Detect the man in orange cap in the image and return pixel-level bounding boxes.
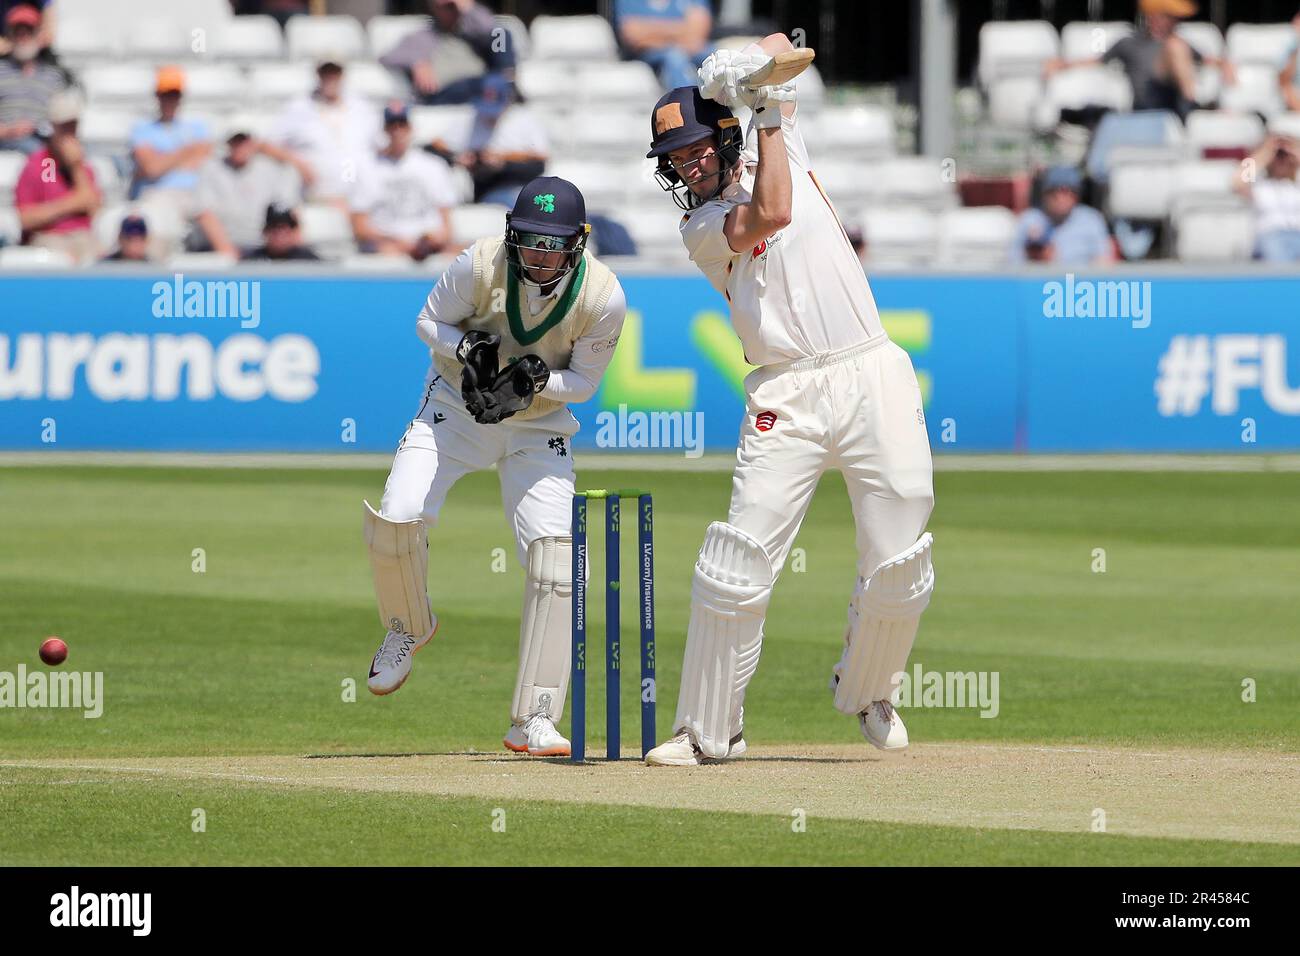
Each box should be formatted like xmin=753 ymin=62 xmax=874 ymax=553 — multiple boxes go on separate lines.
xmin=128 ymin=65 xmax=212 ymax=215
xmin=1046 ymin=0 xmax=1234 ymax=121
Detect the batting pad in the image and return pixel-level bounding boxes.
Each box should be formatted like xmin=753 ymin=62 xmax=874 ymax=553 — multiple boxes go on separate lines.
xmin=512 ymin=535 xmax=573 ymax=723
xmin=363 ymin=501 xmax=435 ymax=641
xmin=832 ymin=533 xmax=934 ymax=716
xmin=675 ymin=522 xmax=774 ymax=758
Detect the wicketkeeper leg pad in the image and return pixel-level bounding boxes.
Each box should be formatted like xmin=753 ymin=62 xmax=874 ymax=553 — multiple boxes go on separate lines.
xmin=512 ymin=535 xmax=573 ymax=723
xmin=832 ymin=533 xmax=934 ymax=715
xmin=363 ymin=500 xmax=435 ymax=641
xmin=674 ymin=522 xmax=775 ymax=758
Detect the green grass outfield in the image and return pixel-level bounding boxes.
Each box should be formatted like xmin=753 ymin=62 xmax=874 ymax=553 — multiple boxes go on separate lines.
xmin=1 ymin=463 xmax=1297 ymax=865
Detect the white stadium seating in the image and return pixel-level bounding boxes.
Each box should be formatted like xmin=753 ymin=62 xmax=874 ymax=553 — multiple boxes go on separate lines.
xmin=0 ymin=207 xmax=20 ymax=245
xmin=180 ymin=64 xmax=248 ymax=112
xmin=1177 ymin=21 xmax=1225 ymax=59
xmin=1269 ymin=113 xmax=1300 ymax=141
xmin=1225 ymin=23 xmax=1296 ymax=67
xmin=582 ymin=61 xmax=661 ymax=107
xmin=529 ymin=15 xmax=618 ymax=61
xmin=0 ymin=152 xmax=26 ymax=206
xmin=122 ymin=20 xmax=198 ymax=61
xmin=246 ymin=63 xmax=318 ymax=106
xmin=1175 ymin=203 xmax=1255 ymax=262
xmin=216 ymin=16 xmax=285 ymax=61
xmin=1036 ymin=64 xmax=1133 ymax=130
xmin=988 ymin=75 xmax=1043 ymax=129
xmin=937 ymin=206 xmax=1016 ymax=268
xmin=408 ymin=106 xmax=475 ymax=148
xmin=167 ymin=252 xmax=238 ymax=270
xmin=298 ymin=204 xmax=355 ymax=260
xmin=78 ymin=110 xmax=142 ymax=153
xmin=859 ymin=206 xmax=938 ymax=269
xmin=1219 ymin=64 xmax=1285 ymax=118
xmin=1185 ymin=111 xmax=1267 ymax=155
xmin=809 ymin=106 xmax=895 ymax=159
xmin=367 ymin=15 xmax=427 ymax=60
xmin=0 ymin=246 xmax=76 ymax=269
xmin=978 ymin=21 xmax=1060 ymax=88
xmin=450 ymin=204 xmax=510 ymax=246
xmin=285 ymin=15 xmax=366 ymax=63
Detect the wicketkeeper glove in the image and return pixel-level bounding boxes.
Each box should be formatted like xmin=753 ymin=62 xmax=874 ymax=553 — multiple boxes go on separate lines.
xmin=469 ymin=355 xmax=550 ymax=425
xmin=456 ymin=329 xmax=501 ymax=420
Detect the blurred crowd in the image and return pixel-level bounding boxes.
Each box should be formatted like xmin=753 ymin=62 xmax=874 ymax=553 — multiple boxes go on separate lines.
xmin=0 ymin=0 xmax=732 ymax=266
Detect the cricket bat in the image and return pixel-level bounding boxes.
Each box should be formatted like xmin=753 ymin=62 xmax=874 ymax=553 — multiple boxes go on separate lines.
xmin=739 ymin=48 xmax=816 ymax=89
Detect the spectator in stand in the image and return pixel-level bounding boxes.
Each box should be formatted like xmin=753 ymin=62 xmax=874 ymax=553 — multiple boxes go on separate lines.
xmin=614 ymin=0 xmax=714 ymax=92
xmin=242 ymin=203 xmax=320 ymax=261
xmin=193 ymin=123 xmax=301 ymax=258
xmin=1234 ymin=134 xmax=1300 ymax=263
xmin=0 ymin=0 xmax=54 ymax=58
xmin=380 ymin=0 xmax=516 ymax=106
xmin=349 ymin=102 xmax=455 ymax=261
xmin=101 ymin=214 xmax=151 ymax=262
xmin=1010 ymin=166 xmax=1115 ymax=266
xmin=128 ymin=66 xmax=212 ymax=215
xmin=0 ymin=4 xmax=68 ymax=154
xmin=13 ymin=88 xmax=100 ymax=263
xmin=268 ymin=58 xmax=380 ymax=207
xmin=431 ymin=74 xmax=546 ymax=206
xmin=1279 ymin=7 xmax=1300 ymax=113
xmin=1043 ymin=0 xmax=1234 ymax=122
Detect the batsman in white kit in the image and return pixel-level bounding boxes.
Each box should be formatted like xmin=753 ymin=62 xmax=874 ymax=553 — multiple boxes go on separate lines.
xmin=362 ymin=176 xmax=627 ymax=758
xmin=644 ymin=35 xmax=936 ymax=766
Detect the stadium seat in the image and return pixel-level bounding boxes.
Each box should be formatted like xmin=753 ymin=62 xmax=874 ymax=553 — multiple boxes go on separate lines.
xmin=1268 ymin=112 xmax=1300 ymax=141
xmin=806 ymin=106 xmax=894 ymax=158
xmin=623 ymin=206 xmax=690 ymax=262
xmin=81 ymin=64 xmax=157 ymax=109
xmin=220 ymin=110 xmax=280 ymax=141
xmin=0 ymin=207 xmax=19 ymax=245
xmin=1220 ymin=64 xmax=1285 ymax=118
xmin=988 ymin=75 xmax=1043 ymax=130
xmin=1185 ymin=110 xmax=1266 ymax=157
xmin=582 ymin=61 xmax=661 ymax=107
xmin=1108 ymin=157 xmax=1179 ymax=220
xmin=859 ymin=206 xmax=938 ymax=269
xmin=367 ymin=15 xmax=427 ymax=60
xmin=1086 ymin=111 xmax=1185 ymax=184
xmin=0 ymin=151 xmax=25 ymax=205
xmin=298 ymin=204 xmax=355 ymax=260
xmin=810 ymin=162 xmax=877 ymax=209
xmin=1036 ymin=65 xmax=1132 ymax=130
xmin=936 ymin=206 xmax=1016 ymax=268
xmin=122 ymin=19 xmax=196 ymax=61
xmin=570 ymin=110 xmax=648 ymax=154
xmin=793 ymin=64 xmax=827 ymax=115
xmin=180 ymin=64 xmax=247 ymax=111
xmin=78 ymin=110 xmax=142 ymax=153
xmin=285 ymin=15 xmax=366 ymax=62
xmin=343 ymin=62 xmax=402 ymax=102
xmin=168 ymin=251 xmax=238 ymax=270
xmin=408 ymin=105 xmax=475 ymax=148
xmin=529 ymin=15 xmax=617 ymax=61
xmin=626 ymin=158 xmax=668 ymax=207
xmin=340 ymin=253 xmax=419 ymax=271
xmin=54 ymin=16 xmax=119 ymax=63
xmin=546 ymin=161 xmax=626 ymax=213
xmin=873 ymin=156 xmax=960 ymax=210
xmin=516 ymin=60 xmax=572 ymax=107
xmin=215 ymin=15 xmax=285 ymax=61
xmin=1225 ymin=23 xmax=1296 ymax=67
xmin=1177 ymin=21 xmax=1225 ymax=60
xmin=978 ymin=21 xmax=1059 ymax=88
xmin=247 ymin=63 xmax=318 ymax=106
xmin=1169 ymin=160 xmax=1241 ymax=221
xmin=450 ymin=203 xmax=509 ymax=246
xmin=1175 ymin=203 xmax=1254 ymax=261
xmin=1060 ymin=21 xmax=1133 ymax=61
xmin=0 ymin=246 xmax=76 ymax=269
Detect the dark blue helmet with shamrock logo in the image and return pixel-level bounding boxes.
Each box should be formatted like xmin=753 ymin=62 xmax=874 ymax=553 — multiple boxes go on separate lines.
xmin=505 ymin=176 xmax=591 ymax=287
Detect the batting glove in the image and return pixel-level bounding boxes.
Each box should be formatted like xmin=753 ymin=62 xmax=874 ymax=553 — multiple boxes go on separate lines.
xmin=697 ymin=50 xmax=767 ymax=108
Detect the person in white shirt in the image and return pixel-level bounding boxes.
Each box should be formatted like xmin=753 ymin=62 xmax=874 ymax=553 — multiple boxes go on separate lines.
xmin=642 ymin=34 xmax=936 ymax=766
xmin=1234 ymin=134 xmax=1300 ymax=263
xmin=267 ymin=58 xmax=381 ymax=206
xmin=362 ymin=177 xmax=627 ymax=758
xmin=349 ymin=102 xmax=457 ymax=261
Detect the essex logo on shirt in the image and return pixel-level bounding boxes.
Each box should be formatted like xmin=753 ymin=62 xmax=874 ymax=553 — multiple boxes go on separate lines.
xmin=755 ymin=410 xmax=777 ymax=432
xmin=751 ymin=239 xmax=767 ymax=259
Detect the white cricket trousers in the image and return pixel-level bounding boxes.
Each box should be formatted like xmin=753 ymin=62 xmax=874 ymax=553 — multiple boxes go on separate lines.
xmin=728 ymin=333 xmax=935 ymax=579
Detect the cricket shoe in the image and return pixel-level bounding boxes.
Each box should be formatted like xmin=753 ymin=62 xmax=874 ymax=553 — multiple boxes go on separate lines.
xmin=828 ymin=672 xmax=909 ymax=751
xmin=503 ymin=710 xmax=571 ymax=757
xmin=858 ymin=699 xmax=909 ymax=751
xmin=645 ymin=730 xmax=747 ymax=766
xmin=366 ymin=614 xmax=438 ymax=695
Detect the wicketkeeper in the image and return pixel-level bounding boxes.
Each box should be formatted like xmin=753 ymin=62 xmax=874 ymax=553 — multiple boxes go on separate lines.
xmin=643 ymin=35 xmax=936 ymax=765
xmin=363 ymin=176 xmax=627 ymax=758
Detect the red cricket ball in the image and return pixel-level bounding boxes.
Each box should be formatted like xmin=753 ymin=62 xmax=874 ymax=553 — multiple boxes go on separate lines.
xmin=39 ymin=637 xmax=68 ymax=666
